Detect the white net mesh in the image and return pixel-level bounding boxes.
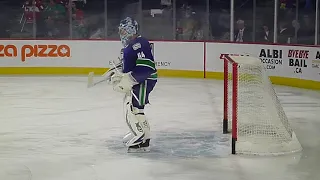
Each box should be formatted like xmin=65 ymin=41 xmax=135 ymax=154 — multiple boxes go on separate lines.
xmin=226 ymin=56 xmax=302 ymax=155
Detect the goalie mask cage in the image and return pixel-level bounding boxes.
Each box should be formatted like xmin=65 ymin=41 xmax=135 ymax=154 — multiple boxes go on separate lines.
xmin=222 ymin=55 xmax=302 ymax=155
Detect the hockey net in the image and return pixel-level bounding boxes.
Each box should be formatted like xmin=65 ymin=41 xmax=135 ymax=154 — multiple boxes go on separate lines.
xmin=223 ymin=55 xmax=302 ymax=155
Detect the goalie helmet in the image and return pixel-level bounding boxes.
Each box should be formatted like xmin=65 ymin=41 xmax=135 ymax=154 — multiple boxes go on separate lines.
xmin=118 ymin=17 xmax=139 ymax=47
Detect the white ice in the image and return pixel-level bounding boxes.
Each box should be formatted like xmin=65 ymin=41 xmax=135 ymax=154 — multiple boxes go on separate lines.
xmin=0 ymin=77 xmax=319 ymax=180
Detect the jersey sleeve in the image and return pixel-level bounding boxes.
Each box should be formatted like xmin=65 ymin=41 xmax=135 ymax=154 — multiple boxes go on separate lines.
xmin=126 ymin=42 xmax=157 ymax=83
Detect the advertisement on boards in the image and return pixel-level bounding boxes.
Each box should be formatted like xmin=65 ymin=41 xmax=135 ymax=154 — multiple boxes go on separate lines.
xmin=258 ymin=49 xmax=283 ymax=70
xmin=312 ymin=51 xmax=320 ymax=75
xmin=0 ymin=40 xmax=121 ymax=67
xmin=150 ymin=42 xmax=172 ymax=68
xmin=205 ymin=42 xmax=320 ymax=81
xmin=150 ymin=42 xmax=170 ymax=67
xmin=0 ymin=44 xmax=71 ymax=62
xmin=206 ymin=43 xmax=287 ymax=77
xmin=156 ymin=61 xmax=171 ymax=67
xmin=152 ymin=41 xmax=203 ymax=71
xmin=287 ymin=49 xmax=309 ymax=74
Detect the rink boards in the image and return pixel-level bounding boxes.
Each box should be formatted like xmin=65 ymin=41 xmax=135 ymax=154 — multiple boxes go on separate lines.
xmin=0 ymin=40 xmax=319 ymax=90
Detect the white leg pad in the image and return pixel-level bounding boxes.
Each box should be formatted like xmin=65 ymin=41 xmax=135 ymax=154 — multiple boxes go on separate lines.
xmin=123 ymin=131 xmax=133 ymax=145
xmin=123 ymin=94 xmax=145 ymax=147
xmin=136 ymin=113 xmax=150 ymax=141
xmin=122 ymin=114 xmax=150 ymax=144
xmin=124 ymin=106 xmax=145 ymax=147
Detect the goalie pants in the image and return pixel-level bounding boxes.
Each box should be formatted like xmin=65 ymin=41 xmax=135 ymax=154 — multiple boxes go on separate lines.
xmin=131 ymin=79 xmax=157 ymax=109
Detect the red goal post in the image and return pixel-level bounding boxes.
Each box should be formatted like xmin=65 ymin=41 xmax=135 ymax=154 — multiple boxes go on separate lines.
xmin=222 ymin=54 xmax=302 ymax=155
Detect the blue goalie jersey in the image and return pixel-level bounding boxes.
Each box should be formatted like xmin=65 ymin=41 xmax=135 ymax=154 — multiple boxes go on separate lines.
xmin=122 ymin=36 xmax=157 ymax=83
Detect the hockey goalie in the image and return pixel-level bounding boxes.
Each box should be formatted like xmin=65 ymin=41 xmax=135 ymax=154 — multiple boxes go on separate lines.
xmin=104 ymin=17 xmax=157 ymax=153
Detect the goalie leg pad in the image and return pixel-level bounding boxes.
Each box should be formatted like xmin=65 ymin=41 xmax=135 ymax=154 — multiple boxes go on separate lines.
xmin=122 ymin=80 xmax=156 ymax=147
xmin=122 ymin=131 xmax=134 ymax=145
xmin=136 ymin=111 xmax=151 ymax=141
xmin=130 ymin=80 xmax=156 ymax=141
xmin=123 ymin=95 xmax=145 ymax=147
xmin=123 ymin=109 xmax=151 ymax=144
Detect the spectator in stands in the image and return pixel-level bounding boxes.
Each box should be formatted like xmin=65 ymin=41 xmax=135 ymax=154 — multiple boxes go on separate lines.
xmin=70 ymin=1 xmax=84 ymax=21
xmin=257 ymin=23 xmax=273 ymax=43
xmin=234 ymin=19 xmax=251 ymax=42
xmin=176 ymin=4 xmax=192 ymax=40
xmin=190 ymin=20 xmax=204 ymax=40
xmin=216 ymin=9 xmax=230 ymax=41
xmin=45 ymin=0 xmax=65 ymax=20
xmin=23 ymin=0 xmax=44 ymax=17
xmin=176 ymin=4 xmax=201 ymax=40
xmin=55 ymin=0 xmax=69 ymax=9
xmin=289 ymin=19 xmax=300 ymax=43
xmin=22 ymin=0 xmax=45 ymax=36
xmin=297 ymin=14 xmax=314 ymax=44
xmin=278 ymin=21 xmax=291 ymax=44
xmin=70 ymin=1 xmax=87 ymax=39
xmin=44 ymin=0 xmax=66 ymax=37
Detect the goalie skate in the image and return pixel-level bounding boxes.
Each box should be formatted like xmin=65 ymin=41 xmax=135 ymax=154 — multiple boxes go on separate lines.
xmin=127 ymin=139 xmax=150 ymax=153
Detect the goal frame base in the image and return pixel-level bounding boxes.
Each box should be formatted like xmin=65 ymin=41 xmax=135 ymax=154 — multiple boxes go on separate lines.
xmin=223 ymin=119 xmax=229 ymax=134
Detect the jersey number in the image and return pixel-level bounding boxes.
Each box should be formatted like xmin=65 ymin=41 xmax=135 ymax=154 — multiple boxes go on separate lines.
xmin=137 ymin=44 xmax=154 ymax=58
xmin=137 ymin=52 xmax=145 ymax=58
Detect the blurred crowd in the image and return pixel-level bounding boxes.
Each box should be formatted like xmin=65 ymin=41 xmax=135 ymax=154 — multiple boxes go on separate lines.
xmin=21 ymin=0 xmax=85 ymax=38
xmin=0 ymin=0 xmax=317 ymax=45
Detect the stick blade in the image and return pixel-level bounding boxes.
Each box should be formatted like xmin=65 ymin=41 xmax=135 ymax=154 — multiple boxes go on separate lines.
xmin=87 ymin=72 xmax=94 ymax=88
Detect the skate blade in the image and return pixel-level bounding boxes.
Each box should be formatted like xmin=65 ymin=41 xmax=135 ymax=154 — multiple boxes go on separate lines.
xmin=127 ymin=147 xmax=150 ymax=153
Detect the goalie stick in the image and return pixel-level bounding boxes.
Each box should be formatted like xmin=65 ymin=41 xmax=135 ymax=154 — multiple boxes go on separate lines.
xmin=87 ymin=61 xmax=140 ymax=105
xmin=87 ymin=60 xmax=123 ymax=88
xmin=87 ymin=72 xmax=106 ymax=88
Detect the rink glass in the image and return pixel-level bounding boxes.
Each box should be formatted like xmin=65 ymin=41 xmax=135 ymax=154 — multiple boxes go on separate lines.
xmin=0 ymin=0 xmax=318 ymax=45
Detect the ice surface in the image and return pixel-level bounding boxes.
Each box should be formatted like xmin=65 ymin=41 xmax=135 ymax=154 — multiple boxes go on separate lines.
xmin=0 ymin=77 xmax=319 ymax=180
